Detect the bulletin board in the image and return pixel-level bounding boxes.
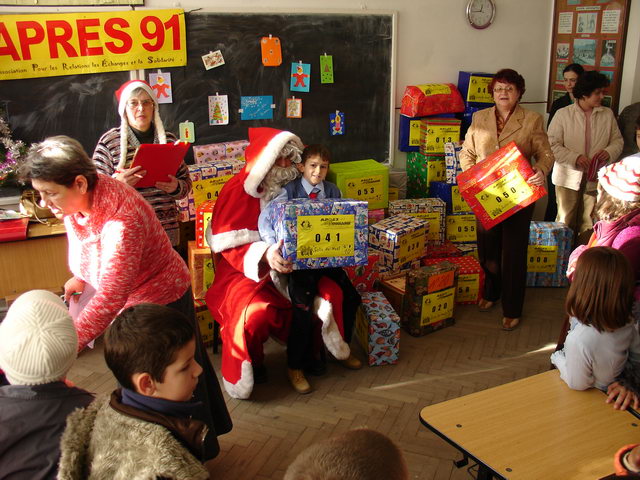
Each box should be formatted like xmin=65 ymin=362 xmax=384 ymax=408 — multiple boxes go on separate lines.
xmin=547 ymin=0 xmax=630 ymax=114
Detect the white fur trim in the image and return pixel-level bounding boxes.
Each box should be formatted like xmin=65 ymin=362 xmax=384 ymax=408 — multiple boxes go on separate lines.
xmin=244 ymin=131 xmax=303 ymax=198
xmin=222 ymin=360 xmax=253 ymax=399
xmin=244 ymin=241 xmax=270 ymax=282
xmin=270 ymin=270 xmax=291 ymax=301
xmin=313 ymin=297 xmax=350 ymax=360
xmin=210 ymin=229 xmax=261 ymax=253
xmin=118 ymin=114 xmax=128 ymax=170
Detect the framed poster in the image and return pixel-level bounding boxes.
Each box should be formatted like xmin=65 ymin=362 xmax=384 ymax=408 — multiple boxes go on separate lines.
xmin=548 ymin=0 xmax=630 ymax=114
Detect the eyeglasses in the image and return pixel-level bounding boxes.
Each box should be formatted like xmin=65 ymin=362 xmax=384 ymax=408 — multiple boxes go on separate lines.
xmin=493 ymin=86 xmax=516 ymax=93
xmin=126 ymin=99 xmax=154 ymax=109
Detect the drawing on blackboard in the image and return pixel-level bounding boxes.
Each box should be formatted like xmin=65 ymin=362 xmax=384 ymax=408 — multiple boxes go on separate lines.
xmin=261 ymin=36 xmax=282 ymax=66
xmin=202 ymin=50 xmax=225 ymax=70
xmin=290 ymin=63 xmax=311 ymax=92
xmin=240 ymin=96 xmax=273 ymax=121
xmin=208 ymin=95 xmax=229 ymax=125
xmin=286 ymin=97 xmax=302 ymax=118
xmin=320 ymin=55 xmax=334 ymax=84
xmin=179 ymin=120 xmax=195 ymax=142
xmin=149 ymin=72 xmax=173 ymax=104
xmin=330 ymin=111 xmax=345 ymax=136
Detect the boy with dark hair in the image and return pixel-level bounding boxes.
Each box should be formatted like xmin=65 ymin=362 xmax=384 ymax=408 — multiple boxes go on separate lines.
xmin=58 ymin=304 xmax=219 ymax=480
xmin=259 ymin=144 xmax=362 ymax=394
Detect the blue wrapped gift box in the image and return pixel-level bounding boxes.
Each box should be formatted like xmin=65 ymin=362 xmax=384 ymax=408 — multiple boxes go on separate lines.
xmin=526 ymin=221 xmax=572 ymax=287
xmin=355 ymin=291 xmax=400 ymax=366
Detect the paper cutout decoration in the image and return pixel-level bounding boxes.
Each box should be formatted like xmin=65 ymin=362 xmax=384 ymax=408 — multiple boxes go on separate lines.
xmin=179 ymin=121 xmax=195 ymax=143
xmin=202 ymin=50 xmax=225 ymax=70
xmin=240 ymin=96 xmax=274 ymax=120
xmin=290 ymin=62 xmax=311 ymax=92
xmin=330 ymin=111 xmax=345 ymax=136
xmin=148 ymin=71 xmax=172 ymax=104
xmin=286 ymin=97 xmax=302 ymax=118
xmin=320 ymin=55 xmax=334 ymax=84
xmin=261 ymin=36 xmax=282 ymax=66
xmin=208 ymin=95 xmax=229 ymax=125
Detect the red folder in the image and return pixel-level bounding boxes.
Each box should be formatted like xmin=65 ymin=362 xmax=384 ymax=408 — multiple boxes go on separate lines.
xmin=130 ymin=142 xmax=190 ymax=188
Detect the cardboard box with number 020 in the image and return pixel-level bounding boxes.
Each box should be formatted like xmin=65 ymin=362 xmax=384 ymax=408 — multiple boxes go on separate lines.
xmin=325 ymin=159 xmax=389 ymax=210
xmin=456 ymin=141 xmax=546 ymax=230
xmin=269 ymin=198 xmax=368 ymax=270
xmin=355 ymin=291 xmax=401 ymax=366
xmin=369 ymin=214 xmax=428 ymax=271
xmin=526 ymin=221 xmax=572 ymax=287
xmin=402 ymin=263 xmax=457 ymax=336
xmin=388 ymin=198 xmax=446 ymax=245
xmin=422 ymin=256 xmax=483 ymax=305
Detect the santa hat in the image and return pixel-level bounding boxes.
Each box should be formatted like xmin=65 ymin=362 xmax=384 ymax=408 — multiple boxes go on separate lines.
xmin=115 ymin=79 xmax=167 ymax=170
xmin=0 ymin=290 xmax=78 ymax=385
xmin=598 ymin=156 xmax=640 ymax=202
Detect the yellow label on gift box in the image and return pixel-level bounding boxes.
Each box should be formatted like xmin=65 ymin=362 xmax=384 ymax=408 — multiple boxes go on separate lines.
xmin=475 ymin=169 xmax=532 ymax=220
xmin=200 ymin=212 xmax=213 ymax=248
xmin=409 ymin=120 xmax=422 ymax=146
xmin=421 ymin=287 xmax=455 ymax=325
xmin=297 ymin=215 xmax=355 ymax=258
xmin=388 ymin=187 xmax=399 ymax=202
xmin=452 ymin=186 xmax=471 ymax=213
xmin=446 ymin=214 xmax=477 ymax=243
xmin=397 ymin=227 xmax=426 ymax=265
xmin=417 ymin=84 xmax=451 ymax=96
xmin=345 ymin=175 xmax=384 ymax=205
xmin=203 ymin=257 xmax=215 ymax=290
xmin=467 ymin=76 xmax=493 ymax=103
xmin=457 ymin=273 xmax=479 ymax=302
xmin=424 ymin=125 xmax=461 ymax=155
xmin=426 ymin=158 xmax=446 ymax=182
xmin=193 ymin=175 xmax=233 ymax=206
xmin=409 ymin=212 xmax=441 ymax=242
xmin=527 ymin=245 xmax=558 ymax=273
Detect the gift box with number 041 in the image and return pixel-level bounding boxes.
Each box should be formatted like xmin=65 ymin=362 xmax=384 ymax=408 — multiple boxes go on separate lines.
xmin=369 ymin=214 xmax=429 ymax=271
xmin=355 ymin=291 xmax=401 ymax=366
xmin=402 ymin=263 xmax=457 ymax=337
xmin=526 ymin=221 xmax=572 ymax=287
xmin=270 ymin=198 xmax=368 ymax=270
xmin=456 ymin=141 xmax=547 ymax=230
xmin=422 ymin=256 xmax=483 ymax=305
xmin=325 ymin=159 xmax=389 ymax=210
xmin=388 ymin=198 xmax=446 ymax=245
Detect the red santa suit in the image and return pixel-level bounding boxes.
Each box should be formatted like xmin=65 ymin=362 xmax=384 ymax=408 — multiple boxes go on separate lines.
xmin=205 ymin=127 xmax=350 ymax=399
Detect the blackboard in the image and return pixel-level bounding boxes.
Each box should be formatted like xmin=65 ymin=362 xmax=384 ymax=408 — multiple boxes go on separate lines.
xmin=1 ymin=11 xmax=395 ymax=164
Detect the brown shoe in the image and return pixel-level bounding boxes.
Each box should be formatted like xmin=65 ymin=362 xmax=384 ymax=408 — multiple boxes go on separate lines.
xmin=287 ymin=368 xmax=312 ymax=394
xmin=502 ymin=317 xmax=520 ymax=331
xmin=339 ymin=354 xmax=363 ymax=370
xmin=478 ymin=298 xmax=495 ymax=312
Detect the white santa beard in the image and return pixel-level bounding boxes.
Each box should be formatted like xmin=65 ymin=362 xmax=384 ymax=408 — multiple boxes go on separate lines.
xmin=260 ymin=165 xmax=299 ymax=204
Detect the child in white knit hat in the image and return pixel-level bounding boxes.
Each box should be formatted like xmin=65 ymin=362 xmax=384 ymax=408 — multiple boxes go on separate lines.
xmin=0 ymin=290 xmax=94 ymax=480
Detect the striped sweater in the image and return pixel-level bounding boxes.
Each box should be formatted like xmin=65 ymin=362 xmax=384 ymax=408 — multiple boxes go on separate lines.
xmin=92 ymin=126 xmax=191 ymax=246
xmin=65 ymin=174 xmax=191 ymax=350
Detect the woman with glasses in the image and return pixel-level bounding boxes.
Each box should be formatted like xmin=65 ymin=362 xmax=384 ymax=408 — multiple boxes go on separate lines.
xmin=460 ymin=68 xmax=555 ymax=331
xmin=548 ymin=71 xmax=623 ymax=245
xmin=92 ymin=80 xmax=191 ymax=246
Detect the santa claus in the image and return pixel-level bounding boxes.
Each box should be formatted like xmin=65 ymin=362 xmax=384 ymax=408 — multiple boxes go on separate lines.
xmin=205 ymin=127 xmax=354 ymax=399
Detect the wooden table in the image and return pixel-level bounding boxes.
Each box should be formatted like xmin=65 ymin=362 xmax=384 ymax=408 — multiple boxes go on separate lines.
xmin=419 ymin=370 xmax=640 ymax=480
xmin=0 ymin=220 xmax=70 ymax=300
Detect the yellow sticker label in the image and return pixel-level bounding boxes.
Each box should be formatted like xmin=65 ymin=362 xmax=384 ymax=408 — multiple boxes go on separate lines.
xmin=203 ymin=257 xmax=215 ymax=290
xmin=446 ymin=214 xmax=477 ymax=243
xmin=426 ymin=158 xmax=446 ymax=182
xmin=397 ymin=227 xmax=426 ymax=265
xmin=297 ymin=215 xmax=355 ymax=258
xmin=475 ymin=169 xmax=533 ymax=220
xmin=527 ymin=245 xmax=558 ymax=273
xmin=424 ymin=125 xmax=461 ymax=154
xmin=451 ymin=186 xmax=471 ymax=213
xmin=409 ymin=212 xmax=441 ymax=241
xmin=388 ymin=187 xmax=399 ymax=202
xmin=457 ymin=273 xmax=479 ymax=302
xmin=417 ymin=84 xmax=452 ymax=96
xmin=467 ymin=76 xmax=493 ymax=103
xmin=345 ymin=175 xmax=384 ymax=204
xmin=421 ymin=287 xmax=455 ymax=325
xmin=193 ymin=175 xmax=233 ymax=207
xmin=409 ymin=120 xmax=422 ymax=146
xmin=201 ymin=212 xmax=212 ymax=248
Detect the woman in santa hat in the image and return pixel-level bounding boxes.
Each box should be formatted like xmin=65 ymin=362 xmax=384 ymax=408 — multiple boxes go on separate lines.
xmin=92 ymin=79 xmax=191 ymax=246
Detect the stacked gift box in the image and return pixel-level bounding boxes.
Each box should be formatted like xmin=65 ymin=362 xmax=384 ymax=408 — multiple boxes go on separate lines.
xmin=457 ymin=71 xmax=494 ymax=136
xmin=400 ymin=83 xmax=465 ymax=118
xmin=389 ymin=168 xmax=407 ymax=201
xmin=445 ymin=213 xmax=477 ymax=245
xmin=422 ymin=256 xmax=483 ymax=305
xmin=429 ymin=181 xmax=472 ymax=214
xmin=369 ymin=214 xmax=428 ymax=273
xmin=379 ymin=272 xmax=408 ymax=317
xmin=188 ymin=240 xmax=215 ymax=300
xmin=344 ymin=254 xmax=380 ymax=293
xmin=407 ymin=152 xmax=444 ymax=198
xmin=195 ymin=200 xmax=215 ymax=249
xmin=378 ymin=258 xmax=421 ymax=281
xmin=193 ymin=140 xmax=249 ymax=164
xmin=355 ymin=291 xmax=401 ymax=366
xmin=326 ymin=159 xmax=389 ymax=210
xmin=194 ymin=298 xmax=215 ymax=347
xmin=423 ymin=240 xmax=463 ymax=259
xmin=526 ymin=221 xmax=572 ymax=287
xmin=388 ymin=198 xmax=446 ymax=245
xmin=402 ymin=262 xmax=457 ymax=336
xmin=444 ymin=142 xmax=463 ymax=185
xmin=368 ymin=208 xmax=385 ymax=225
xmin=419 ymin=117 xmax=462 ymax=157
xmin=269 ymin=198 xmax=368 ymax=270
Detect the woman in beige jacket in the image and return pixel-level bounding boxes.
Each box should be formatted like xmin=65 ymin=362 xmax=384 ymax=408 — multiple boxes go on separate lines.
xmin=548 ymin=71 xmax=623 ymax=244
xmin=460 ymin=69 xmax=554 ymax=331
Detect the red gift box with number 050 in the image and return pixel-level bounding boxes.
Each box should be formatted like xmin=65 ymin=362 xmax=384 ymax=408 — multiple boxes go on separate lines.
xmin=456 ymin=141 xmax=546 ymax=230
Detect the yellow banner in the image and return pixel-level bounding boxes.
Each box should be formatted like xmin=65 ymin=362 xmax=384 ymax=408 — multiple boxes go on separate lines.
xmin=297 ymin=214 xmax=355 ymax=259
xmin=0 ymin=9 xmax=186 ymax=80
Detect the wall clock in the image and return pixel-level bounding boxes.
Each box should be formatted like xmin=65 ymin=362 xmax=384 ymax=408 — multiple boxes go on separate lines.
xmin=466 ymin=0 xmax=496 ymax=29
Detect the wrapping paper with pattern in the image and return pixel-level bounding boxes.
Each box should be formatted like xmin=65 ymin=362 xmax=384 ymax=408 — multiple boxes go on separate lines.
xmin=444 ymin=142 xmax=463 ymax=185
xmin=526 ymin=221 xmax=572 ymax=287
xmin=368 ymin=208 xmax=385 ymax=225
xmin=369 ymin=214 xmax=429 ymax=270
xmin=355 ymin=291 xmax=400 ymax=366
xmin=344 ymin=254 xmax=380 ymax=292
xmin=193 ymin=140 xmax=249 ymax=164
xmin=388 ymin=198 xmax=446 ymax=245
xmin=400 ymin=83 xmax=465 ymax=117
xmin=423 ymin=256 xmax=483 ymax=304
xmin=270 ymin=198 xmax=368 ymax=270
xmin=430 ymin=181 xmax=472 ymax=214
xmin=422 ymin=240 xmax=463 ymax=259
xmin=407 ymin=152 xmax=445 ymax=198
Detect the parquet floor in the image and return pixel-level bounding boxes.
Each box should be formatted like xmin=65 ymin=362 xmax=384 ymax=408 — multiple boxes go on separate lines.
xmin=67 ymin=286 xmax=567 ymax=479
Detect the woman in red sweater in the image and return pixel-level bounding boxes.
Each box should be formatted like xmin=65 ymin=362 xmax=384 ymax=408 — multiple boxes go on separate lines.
xmin=19 ymin=135 xmax=231 ymax=459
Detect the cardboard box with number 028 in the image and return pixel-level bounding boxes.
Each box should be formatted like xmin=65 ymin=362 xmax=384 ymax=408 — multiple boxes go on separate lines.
xmin=456 ymin=142 xmax=547 ymax=230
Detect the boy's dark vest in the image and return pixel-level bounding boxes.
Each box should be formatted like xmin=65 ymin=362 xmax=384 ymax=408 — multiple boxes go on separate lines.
xmin=283 ymin=177 xmax=341 ymax=199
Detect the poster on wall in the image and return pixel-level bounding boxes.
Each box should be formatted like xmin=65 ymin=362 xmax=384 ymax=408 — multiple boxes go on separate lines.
xmin=548 ymin=0 xmax=630 ymax=115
